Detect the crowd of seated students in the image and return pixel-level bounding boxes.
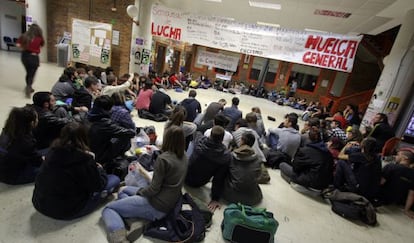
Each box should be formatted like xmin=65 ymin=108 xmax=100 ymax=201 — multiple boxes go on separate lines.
xmin=2 ymin=65 xmax=414 ymax=243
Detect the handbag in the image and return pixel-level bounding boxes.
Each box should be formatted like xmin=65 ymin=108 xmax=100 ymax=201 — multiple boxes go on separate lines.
xmin=144 ymin=193 xmax=206 ymax=242
xmin=221 ymin=203 xmax=278 ymax=243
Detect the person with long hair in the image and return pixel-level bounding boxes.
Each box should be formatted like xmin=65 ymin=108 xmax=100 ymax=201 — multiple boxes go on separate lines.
xmin=165 ymin=105 xmax=196 ymax=139
xmin=17 ymin=24 xmax=45 ymax=98
xmin=32 ymin=122 xmax=120 ymax=220
xmin=0 ymin=105 xmax=43 ymax=184
xmin=102 ymin=125 xmax=188 ymax=242
xmin=111 ymin=92 xmax=136 ymax=130
xmin=334 ymin=137 xmax=382 ymax=202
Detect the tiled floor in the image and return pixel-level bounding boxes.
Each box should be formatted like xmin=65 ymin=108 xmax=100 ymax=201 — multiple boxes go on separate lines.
xmin=0 ymin=50 xmax=414 ymax=243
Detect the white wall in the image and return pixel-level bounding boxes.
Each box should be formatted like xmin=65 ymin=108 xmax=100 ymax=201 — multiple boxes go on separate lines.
xmin=0 ymin=0 xmax=25 ymax=50
xmin=26 ymin=0 xmax=47 ymax=62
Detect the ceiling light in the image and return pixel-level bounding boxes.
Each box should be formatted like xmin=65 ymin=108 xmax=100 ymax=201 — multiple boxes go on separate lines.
xmin=257 ymin=21 xmax=280 ymax=28
xmin=249 ymin=1 xmax=281 ymax=10
xmin=304 ymin=28 xmax=327 ymax=33
xmin=214 ymin=15 xmax=235 ymax=21
xmin=203 ymin=0 xmax=222 ymax=2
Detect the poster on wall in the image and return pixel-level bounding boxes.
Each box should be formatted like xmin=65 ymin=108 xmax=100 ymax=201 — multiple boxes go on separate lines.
xmin=71 ymin=18 xmax=112 ymax=68
xmin=196 ymin=50 xmax=239 ymax=72
xmin=151 ymin=4 xmax=362 ymax=73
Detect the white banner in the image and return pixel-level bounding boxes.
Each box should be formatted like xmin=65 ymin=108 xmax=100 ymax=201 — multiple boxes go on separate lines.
xmin=151 ymin=4 xmax=362 ymax=73
xmin=196 ymin=50 xmax=239 ymax=71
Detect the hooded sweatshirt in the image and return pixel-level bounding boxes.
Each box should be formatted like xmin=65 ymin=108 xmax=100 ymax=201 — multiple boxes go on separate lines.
xmin=185 ymin=136 xmax=231 ymax=200
xmin=32 ymin=147 xmax=106 ymax=219
xmin=268 ymin=127 xmax=301 ymax=158
xmin=222 ymin=145 xmax=263 ymax=206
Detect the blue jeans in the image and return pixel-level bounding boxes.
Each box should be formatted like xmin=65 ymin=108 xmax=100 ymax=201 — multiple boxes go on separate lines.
xmin=66 ymin=174 xmax=120 ymax=220
xmin=267 ymin=133 xmax=280 ymax=150
xmin=334 ymin=160 xmax=358 ymax=192
xmin=102 ymin=174 xmax=166 ymax=233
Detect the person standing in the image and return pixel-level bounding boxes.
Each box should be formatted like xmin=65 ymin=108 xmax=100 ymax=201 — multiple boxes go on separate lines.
xmin=288 ymin=79 xmax=297 ymax=97
xmin=17 ymin=24 xmax=45 ymax=98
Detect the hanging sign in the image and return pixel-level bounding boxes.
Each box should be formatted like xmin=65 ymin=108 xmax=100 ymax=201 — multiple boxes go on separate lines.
xmin=151 ymin=4 xmax=362 ymax=73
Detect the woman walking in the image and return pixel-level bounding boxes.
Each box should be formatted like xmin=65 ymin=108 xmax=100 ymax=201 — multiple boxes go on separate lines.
xmin=17 ymin=24 xmax=44 ymax=98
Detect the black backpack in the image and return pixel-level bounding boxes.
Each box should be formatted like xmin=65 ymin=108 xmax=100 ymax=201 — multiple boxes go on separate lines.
xmin=144 ymin=193 xmax=206 ymax=242
xmin=323 ymin=189 xmax=377 ymax=226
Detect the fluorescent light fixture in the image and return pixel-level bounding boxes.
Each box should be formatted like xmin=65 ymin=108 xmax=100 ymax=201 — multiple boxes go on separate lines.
xmin=214 ymin=15 xmax=235 ymax=21
xmin=304 ymin=28 xmax=327 ymax=33
xmin=249 ymin=1 xmax=281 ymax=10
xmin=203 ymin=0 xmax=222 ymax=2
xmin=257 ymin=21 xmax=280 ymax=28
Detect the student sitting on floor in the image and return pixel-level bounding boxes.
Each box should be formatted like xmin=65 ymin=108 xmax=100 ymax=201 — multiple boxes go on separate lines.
xmin=220 ymin=132 xmax=263 ymax=206
xmin=0 ymin=105 xmax=43 ymax=185
xmin=379 ymin=149 xmax=414 ymax=218
xmin=101 ymin=125 xmax=188 ymax=242
xmin=280 ymin=127 xmax=334 ymax=190
xmin=334 ymin=137 xmax=381 ymax=202
xmin=32 ymin=122 xmax=120 ymax=220
xmin=32 ymin=92 xmax=74 ymax=150
xmin=87 ymin=95 xmax=135 ymax=167
xmin=185 ymin=126 xmax=232 ymax=212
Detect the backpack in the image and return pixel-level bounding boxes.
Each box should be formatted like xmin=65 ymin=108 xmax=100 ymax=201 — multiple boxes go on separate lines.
xmin=322 ymin=189 xmax=377 ymax=226
xmin=144 ymin=193 xmax=206 ymax=242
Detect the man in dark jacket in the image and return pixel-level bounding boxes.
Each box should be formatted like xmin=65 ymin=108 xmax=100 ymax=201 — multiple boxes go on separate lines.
xmin=87 ymin=95 xmax=135 ymax=166
xmin=368 ymin=113 xmax=395 ymax=152
xmin=32 ymin=91 xmax=73 ymax=150
xmin=280 ymin=127 xmax=334 ymax=190
xmin=180 ymin=90 xmax=201 ymax=122
xmin=149 ymin=88 xmax=172 ymax=115
xmin=185 ymin=126 xmax=231 ymax=211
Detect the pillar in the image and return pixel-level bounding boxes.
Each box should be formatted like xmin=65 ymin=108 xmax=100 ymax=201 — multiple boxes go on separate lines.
xmin=26 ymin=0 xmax=47 ymax=62
xmin=129 ymin=0 xmax=154 ymax=75
xmin=362 ymin=9 xmax=414 ymax=127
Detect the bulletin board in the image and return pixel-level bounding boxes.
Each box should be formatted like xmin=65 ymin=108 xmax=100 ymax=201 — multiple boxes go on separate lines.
xmin=71 ymin=18 xmax=112 ymax=68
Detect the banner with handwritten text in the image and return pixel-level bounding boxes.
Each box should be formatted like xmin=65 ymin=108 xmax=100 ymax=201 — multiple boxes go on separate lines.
xmin=196 ymin=50 xmax=239 ymax=71
xmin=151 ymin=4 xmax=362 ymax=73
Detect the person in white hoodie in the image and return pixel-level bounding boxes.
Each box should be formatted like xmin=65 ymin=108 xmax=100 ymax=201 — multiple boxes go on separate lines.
xmin=267 ymin=113 xmax=301 ymax=159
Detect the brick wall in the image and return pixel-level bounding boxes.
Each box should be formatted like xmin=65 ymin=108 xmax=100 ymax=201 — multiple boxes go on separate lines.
xmin=46 ymin=0 xmax=134 ymax=76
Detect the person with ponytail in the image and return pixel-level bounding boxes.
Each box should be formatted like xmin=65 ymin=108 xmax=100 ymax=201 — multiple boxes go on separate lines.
xmin=17 ymin=24 xmax=45 ymax=98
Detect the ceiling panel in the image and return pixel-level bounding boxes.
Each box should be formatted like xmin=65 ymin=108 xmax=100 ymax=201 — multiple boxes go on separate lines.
xmin=158 ymin=0 xmax=414 ymax=35
xmin=352 ymin=16 xmax=393 ymax=33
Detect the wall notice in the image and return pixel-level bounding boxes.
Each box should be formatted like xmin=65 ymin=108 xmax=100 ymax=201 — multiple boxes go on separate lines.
xmin=71 ymin=19 xmax=112 ymax=68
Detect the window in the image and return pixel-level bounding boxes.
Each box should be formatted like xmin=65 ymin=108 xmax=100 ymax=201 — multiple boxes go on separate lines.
xmin=289 ymin=64 xmax=320 ymax=92
xmin=330 ymin=72 xmax=348 ymax=97
xmin=249 ymin=56 xmax=265 ymax=80
xmin=194 ymin=46 xmax=206 ymax=69
xmin=264 ymin=60 xmax=279 ymax=84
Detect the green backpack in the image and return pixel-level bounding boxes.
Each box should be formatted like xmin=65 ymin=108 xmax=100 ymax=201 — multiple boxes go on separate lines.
xmin=221 ymin=203 xmax=278 ymax=243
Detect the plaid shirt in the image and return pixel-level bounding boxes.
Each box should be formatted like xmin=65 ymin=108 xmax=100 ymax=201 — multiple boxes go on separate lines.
xmin=329 ymin=127 xmax=347 ymax=142
xmin=111 ymin=105 xmax=135 ymax=130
